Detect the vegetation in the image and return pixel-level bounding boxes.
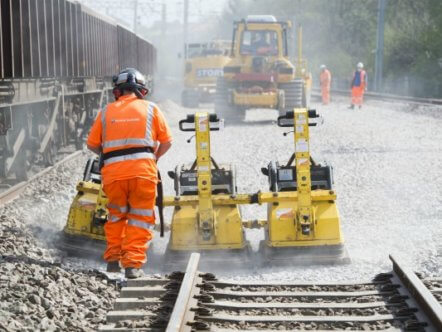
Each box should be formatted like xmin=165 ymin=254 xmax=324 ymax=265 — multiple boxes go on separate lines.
xmin=218 ymin=0 xmax=442 ymax=98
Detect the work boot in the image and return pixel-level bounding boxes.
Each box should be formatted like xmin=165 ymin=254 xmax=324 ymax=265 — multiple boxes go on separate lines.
xmin=348 ymin=104 xmax=355 ymax=110
xmin=359 ymin=105 xmax=362 ymax=109
xmin=125 ymin=267 xmax=144 ymax=279
xmin=106 ymin=261 xmax=121 ymax=273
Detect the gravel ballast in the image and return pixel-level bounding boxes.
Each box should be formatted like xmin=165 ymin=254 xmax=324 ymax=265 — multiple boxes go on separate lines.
xmin=0 ymin=97 xmax=440 ymax=330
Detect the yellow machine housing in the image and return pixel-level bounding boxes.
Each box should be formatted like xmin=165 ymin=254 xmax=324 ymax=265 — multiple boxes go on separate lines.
xmin=164 ymin=112 xmax=249 ymax=266
xmin=58 ymin=158 xmax=108 ymax=256
xmin=215 ymin=15 xmax=312 ymax=118
xmin=260 ymin=108 xmax=348 ymax=264
xmin=182 ymin=41 xmax=231 ymax=108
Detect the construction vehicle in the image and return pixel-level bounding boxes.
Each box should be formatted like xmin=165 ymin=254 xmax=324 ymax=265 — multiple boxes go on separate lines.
xmin=259 ymin=108 xmax=348 ymax=264
xmin=164 ymin=112 xmax=250 ymax=268
xmin=181 ymin=41 xmax=231 ymax=108
xmin=215 ymin=15 xmax=312 ymax=118
xmin=58 ymin=157 xmax=108 ymax=257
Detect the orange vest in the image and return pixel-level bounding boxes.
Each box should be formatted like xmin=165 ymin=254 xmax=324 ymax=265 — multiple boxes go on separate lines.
xmin=320 ymin=69 xmax=331 ymax=88
xmin=100 ymin=96 xmax=157 ymax=184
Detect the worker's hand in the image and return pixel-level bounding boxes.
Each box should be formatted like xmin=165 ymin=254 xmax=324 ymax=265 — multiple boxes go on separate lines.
xmin=155 ymin=141 xmax=172 ymax=161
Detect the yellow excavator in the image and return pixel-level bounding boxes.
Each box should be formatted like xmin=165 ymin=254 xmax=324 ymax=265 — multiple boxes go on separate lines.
xmin=182 ymin=40 xmax=231 ymax=108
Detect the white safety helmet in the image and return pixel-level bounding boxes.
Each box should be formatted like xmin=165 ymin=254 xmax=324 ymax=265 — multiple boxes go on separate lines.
xmin=357 ymin=62 xmax=364 ymax=69
xmin=320 ymin=64 xmax=326 ymax=70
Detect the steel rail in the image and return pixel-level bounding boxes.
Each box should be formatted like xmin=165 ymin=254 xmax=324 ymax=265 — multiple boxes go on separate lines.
xmin=166 ymin=252 xmax=201 ymax=332
xmin=311 ymin=88 xmax=442 ymax=106
xmin=99 ymin=254 xmax=441 ymax=331
xmin=0 ymin=150 xmax=84 ymax=205
xmin=390 ymin=254 xmax=442 ymax=331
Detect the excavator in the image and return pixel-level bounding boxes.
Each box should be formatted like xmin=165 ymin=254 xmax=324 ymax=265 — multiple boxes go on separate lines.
xmin=182 ymin=40 xmax=231 ymax=108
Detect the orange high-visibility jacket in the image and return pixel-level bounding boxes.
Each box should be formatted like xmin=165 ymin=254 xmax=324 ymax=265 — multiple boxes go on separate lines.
xmin=87 ymin=94 xmax=172 ymax=185
xmin=320 ymin=69 xmax=331 ymax=89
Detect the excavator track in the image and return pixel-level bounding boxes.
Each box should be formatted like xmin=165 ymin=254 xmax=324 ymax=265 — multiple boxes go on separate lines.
xmin=99 ymin=254 xmax=442 ymax=331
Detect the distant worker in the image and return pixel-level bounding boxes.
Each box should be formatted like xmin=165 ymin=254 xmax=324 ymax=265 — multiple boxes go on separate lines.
xmin=319 ymin=65 xmax=331 ymax=105
xmin=251 ymin=32 xmax=270 ymax=53
xmin=87 ymin=68 xmax=172 ymax=279
xmin=349 ymin=62 xmax=367 ymax=109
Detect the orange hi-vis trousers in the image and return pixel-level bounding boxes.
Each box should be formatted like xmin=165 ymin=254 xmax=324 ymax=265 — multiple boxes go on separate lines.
xmin=103 ymin=178 xmax=156 ymax=268
xmin=351 ymin=86 xmax=365 ymax=106
xmin=321 ymin=86 xmax=330 ymax=104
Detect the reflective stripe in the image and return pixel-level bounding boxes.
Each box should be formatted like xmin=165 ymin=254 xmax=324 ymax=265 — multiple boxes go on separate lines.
xmin=109 ymin=214 xmax=121 ymax=222
xmin=103 ymin=152 xmax=156 ymax=166
xmin=101 ymin=107 xmax=107 ymax=142
xmin=107 ymin=203 xmax=128 ymax=213
xmin=129 ymin=207 xmax=154 ymax=217
xmin=145 ymin=103 xmax=154 ymax=146
xmin=101 ymin=102 xmax=155 ymax=151
xmin=127 ymin=219 xmax=155 ymax=230
xmin=103 ymin=138 xmax=151 ymax=149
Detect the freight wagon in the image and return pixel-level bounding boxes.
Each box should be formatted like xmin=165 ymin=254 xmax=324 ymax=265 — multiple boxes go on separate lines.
xmin=0 ymin=0 xmax=156 ymax=181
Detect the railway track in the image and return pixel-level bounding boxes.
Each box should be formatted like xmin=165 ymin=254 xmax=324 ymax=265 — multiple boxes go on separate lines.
xmin=100 ymin=254 xmax=441 ymax=331
xmin=0 ymin=149 xmax=84 ymax=205
xmin=311 ymin=88 xmax=442 ymax=106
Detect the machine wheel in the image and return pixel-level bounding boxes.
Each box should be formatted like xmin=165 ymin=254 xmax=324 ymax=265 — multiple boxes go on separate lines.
xmin=279 ymin=79 xmax=304 ymax=111
xmin=214 ymin=78 xmax=237 ymax=121
xmin=181 ymin=89 xmax=199 ymax=108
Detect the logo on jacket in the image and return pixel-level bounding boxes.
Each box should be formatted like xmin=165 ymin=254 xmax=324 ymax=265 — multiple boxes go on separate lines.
xmin=111 ymin=118 xmax=140 ymax=123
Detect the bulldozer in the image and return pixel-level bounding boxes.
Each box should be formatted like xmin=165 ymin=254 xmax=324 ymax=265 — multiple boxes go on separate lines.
xmin=181 ymin=40 xmax=231 ymax=108
xmin=163 ymin=112 xmax=250 ymax=269
xmin=215 ymin=15 xmax=312 ymax=118
xmin=259 ymin=109 xmax=348 ymax=265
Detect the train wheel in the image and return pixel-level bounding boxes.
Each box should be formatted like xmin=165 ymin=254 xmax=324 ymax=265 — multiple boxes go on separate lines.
xmin=44 ymin=140 xmax=57 ymax=166
xmin=15 ymin=150 xmax=29 ymax=182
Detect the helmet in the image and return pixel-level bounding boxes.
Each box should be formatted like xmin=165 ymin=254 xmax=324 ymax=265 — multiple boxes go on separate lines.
xmin=320 ymin=64 xmax=326 ymax=70
xmin=357 ymin=62 xmax=364 ymax=69
xmin=112 ymin=68 xmax=148 ymax=100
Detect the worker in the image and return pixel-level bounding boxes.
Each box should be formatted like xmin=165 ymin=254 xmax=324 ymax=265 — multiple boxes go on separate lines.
xmin=319 ymin=65 xmax=331 ymax=105
xmin=251 ymin=32 xmax=271 ymax=54
xmin=349 ymin=62 xmax=367 ymax=109
xmin=87 ymin=68 xmax=172 ymax=279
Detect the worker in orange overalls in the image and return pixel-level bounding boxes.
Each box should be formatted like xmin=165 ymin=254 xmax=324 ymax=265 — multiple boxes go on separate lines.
xmin=349 ymin=62 xmax=367 ymax=109
xmin=319 ymin=65 xmax=331 ymax=105
xmin=87 ymin=68 xmax=172 ymax=279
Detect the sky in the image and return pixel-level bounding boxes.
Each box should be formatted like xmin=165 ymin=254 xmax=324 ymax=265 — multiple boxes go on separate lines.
xmin=77 ymin=0 xmax=229 ymax=31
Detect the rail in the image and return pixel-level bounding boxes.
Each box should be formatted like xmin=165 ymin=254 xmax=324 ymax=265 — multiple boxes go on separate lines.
xmin=100 ymin=254 xmax=441 ymax=331
xmin=312 ymin=87 xmax=442 ymax=106
xmin=0 ymin=150 xmax=84 ymax=205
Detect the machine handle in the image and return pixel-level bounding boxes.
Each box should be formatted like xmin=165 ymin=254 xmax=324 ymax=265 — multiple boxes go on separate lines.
xmin=277 ymin=109 xmax=319 ymax=127
xmin=179 ymin=113 xmax=221 ymax=132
